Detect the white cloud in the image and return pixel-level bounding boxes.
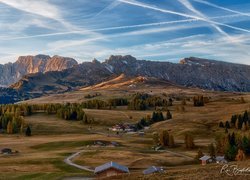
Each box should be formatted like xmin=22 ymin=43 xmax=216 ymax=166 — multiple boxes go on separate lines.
xmin=0 ymin=0 xmax=60 ymax=20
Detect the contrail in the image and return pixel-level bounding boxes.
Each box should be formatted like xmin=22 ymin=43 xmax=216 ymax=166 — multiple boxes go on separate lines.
xmin=118 ymin=0 xmax=250 ymax=33
xmin=192 ymin=0 xmax=250 ymax=17
xmin=0 ymin=19 xmax=199 ymax=40
xmin=178 ymin=0 xmax=229 ymax=37
xmin=0 ymin=14 xmax=247 ymax=41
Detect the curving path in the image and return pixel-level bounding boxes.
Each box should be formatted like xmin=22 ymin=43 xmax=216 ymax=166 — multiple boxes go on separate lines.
xmin=64 ymin=150 xmax=94 ymax=172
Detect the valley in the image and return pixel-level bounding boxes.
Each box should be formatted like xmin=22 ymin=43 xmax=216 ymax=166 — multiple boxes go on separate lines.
xmin=1 ymin=75 xmax=250 ymax=179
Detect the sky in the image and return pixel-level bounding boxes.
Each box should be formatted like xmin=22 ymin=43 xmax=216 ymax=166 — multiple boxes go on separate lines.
xmin=0 ymin=0 xmax=250 ymax=65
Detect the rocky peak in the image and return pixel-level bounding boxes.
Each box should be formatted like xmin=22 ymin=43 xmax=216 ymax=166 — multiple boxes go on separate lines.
xmin=105 ymin=55 xmax=137 ymax=64
xmin=0 ymin=54 xmax=78 ymax=86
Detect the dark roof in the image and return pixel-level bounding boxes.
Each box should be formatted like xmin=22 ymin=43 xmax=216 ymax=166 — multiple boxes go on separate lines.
xmin=143 ymin=166 xmax=164 ymax=175
xmin=94 ymin=161 xmax=129 ymax=174
xmin=1 ymin=148 xmax=12 ymax=153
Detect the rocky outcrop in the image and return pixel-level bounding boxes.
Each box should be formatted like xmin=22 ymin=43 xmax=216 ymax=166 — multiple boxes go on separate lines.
xmin=0 ymin=55 xmax=78 ymax=86
xmin=11 ymin=55 xmax=250 ymax=94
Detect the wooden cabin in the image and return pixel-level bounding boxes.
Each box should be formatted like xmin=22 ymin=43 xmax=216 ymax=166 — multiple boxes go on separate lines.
xmin=94 ymin=161 xmax=129 ymax=178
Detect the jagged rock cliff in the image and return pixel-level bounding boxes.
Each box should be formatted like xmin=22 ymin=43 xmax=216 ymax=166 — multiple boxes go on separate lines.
xmin=11 ymin=55 xmax=250 ymax=94
xmin=0 ymin=55 xmax=78 ymax=86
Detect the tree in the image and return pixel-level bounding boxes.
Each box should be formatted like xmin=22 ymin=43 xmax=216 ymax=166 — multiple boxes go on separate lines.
xmin=159 ymin=130 xmax=169 ymax=146
xmin=235 ymin=149 xmax=246 ymax=161
xmin=240 ymin=97 xmax=246 ymax=103
xmin=25 ymin=126 xmax=31 ymax=136
xmin=208 ymin=143 xmax=216 ymax=158
xmin=242 ymin=122 xmax=247 ymax=131
xmin=225 ymin=145 xmax=237 ymax=161
xmin=185 ymin=134 xmax=195 ymax=149
xmin=196 ymin=149 xmax=204 ymax=160
xmin=166 ymin=110 xmax=172 ymax=120
xmin=219 ymin=122 xmax=224 ymax=128
xmin=152 ymin=132 xmax=159 ymax=146
xmin=225 ymin=121 xmax=230 ymax=129
xmin=7 ymin=120 xmax=13 ymax=134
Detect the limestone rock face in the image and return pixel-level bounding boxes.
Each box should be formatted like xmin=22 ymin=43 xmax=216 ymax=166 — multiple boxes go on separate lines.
xmin=11 ymin=55 xmax=250 ymax=94
xmin=0 ymin=54 xmax=78 ymax=86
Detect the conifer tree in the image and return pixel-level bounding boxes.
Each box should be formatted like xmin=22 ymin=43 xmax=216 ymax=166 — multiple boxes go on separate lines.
xmin=166 ymin=110 xmax=172 ymax=120
xmin=25 ymin=126 xmax=31 ymax=136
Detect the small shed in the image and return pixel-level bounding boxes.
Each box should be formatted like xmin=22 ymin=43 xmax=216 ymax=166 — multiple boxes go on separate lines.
xmin=1 ymin=148 xmax=12 ymax=154
xmin=199 ymin=155 xmax=212 ymax=165
xmin=216 ymin=156 xmax=227 ymax=164
xmin=143 ymin=166 xmax=164 ymax=175
xmin=94 ymin=161 xmax=129 ymax=178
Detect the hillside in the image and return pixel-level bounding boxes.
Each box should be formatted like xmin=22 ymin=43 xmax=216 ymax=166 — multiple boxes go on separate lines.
xmin=81 ymin=74 xmax=178 ymax=90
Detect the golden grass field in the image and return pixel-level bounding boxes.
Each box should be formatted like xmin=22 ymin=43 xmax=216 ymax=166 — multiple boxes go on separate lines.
xmin=1 ymin=82 xmax=250 ymax=179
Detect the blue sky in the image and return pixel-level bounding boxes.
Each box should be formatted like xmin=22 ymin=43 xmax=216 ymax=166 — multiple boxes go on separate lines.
xmin=0 ymin=0 xmax=250 ymax=64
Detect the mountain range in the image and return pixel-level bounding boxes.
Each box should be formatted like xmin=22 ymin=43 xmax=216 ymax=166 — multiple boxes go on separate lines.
xmin=0 ymin=54 xmax=78 ymax=86
xmin=0 ymin=54 xmax=250 ymax=104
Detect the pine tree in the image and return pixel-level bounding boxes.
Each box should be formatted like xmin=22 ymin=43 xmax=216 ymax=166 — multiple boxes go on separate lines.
xmin=196 ymin=149 xmax=204 ymax=160
xmin=219 ymin=122 xmax=224 ymax=128
xmin=225 ymin=121 xmax=230 ymax=129
xmin=166 ymin=110 xmax=172 ymax=120
xmin=25 ymin=126 xmax=31 ymax=136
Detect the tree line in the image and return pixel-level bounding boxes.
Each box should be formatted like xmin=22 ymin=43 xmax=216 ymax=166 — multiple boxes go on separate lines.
xmin=219 ymin=110 xmax=249 ymax=132
xmin=135 ymin=110 xmax=172 ymax=130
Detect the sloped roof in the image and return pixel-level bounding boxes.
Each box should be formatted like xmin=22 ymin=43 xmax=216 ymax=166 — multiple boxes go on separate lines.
xmin=199 ymin=155 xmax=211 ymax=161
xmin=143 ymin=166 xmax=164 ymax=175
xmin=94 ymin=161 xmax=129 ymax=174
xmin=216 ymin=156 xmax=226 ymax=162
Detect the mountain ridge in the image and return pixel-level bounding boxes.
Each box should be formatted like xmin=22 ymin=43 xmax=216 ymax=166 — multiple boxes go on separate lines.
xmin=10 ymin=55 xmax=250 ymax=94
xmin=0 ymin=55 xmax=78 ymax=86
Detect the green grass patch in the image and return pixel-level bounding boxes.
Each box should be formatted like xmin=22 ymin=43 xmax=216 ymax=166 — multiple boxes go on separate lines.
xmin=31 ymin=140 xmax=93 ymax=151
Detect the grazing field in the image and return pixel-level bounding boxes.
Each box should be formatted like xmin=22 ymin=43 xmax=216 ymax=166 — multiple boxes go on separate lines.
xmin=1 ymin=87 xmax=250 ymax=179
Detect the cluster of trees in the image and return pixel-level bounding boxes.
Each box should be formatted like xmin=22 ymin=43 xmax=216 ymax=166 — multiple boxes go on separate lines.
xmin=84 ymin=92 xmax=101 ymax=99
xmin=56 ymin=104 xmax=88 ymax=122
xmin=128 ymin=93 xmax=173 ymax=110
xmin=153 ymin=130 xmax=175 ymax=148
xmin=215 ymin=132 xmax=250 ymax=161
xmin=135 ymin=110 xmax=172 ymax=130
xmin=193 ymin=95 xmax=205 ymax=106
xmin=219 ymin=110 xmax=249 ymax=132
xmin=81 ymin=98 xmax=128 ymax=109
xmin=0 ymin=113 xmax=24 ymax=134
xmin=0 ymin=104 xmax=34 ymax=134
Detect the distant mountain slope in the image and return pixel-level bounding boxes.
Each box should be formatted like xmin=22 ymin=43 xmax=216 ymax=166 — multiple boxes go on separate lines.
xmin=0 ymin=55 xmax=78 ymax=86
xmin=11 ymin=55 xmax=250 ymax=95
xmin=10 ymin=60 xmax=112 ymax=93
xmin=82 ymin=74 xmax=177 ymax=90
